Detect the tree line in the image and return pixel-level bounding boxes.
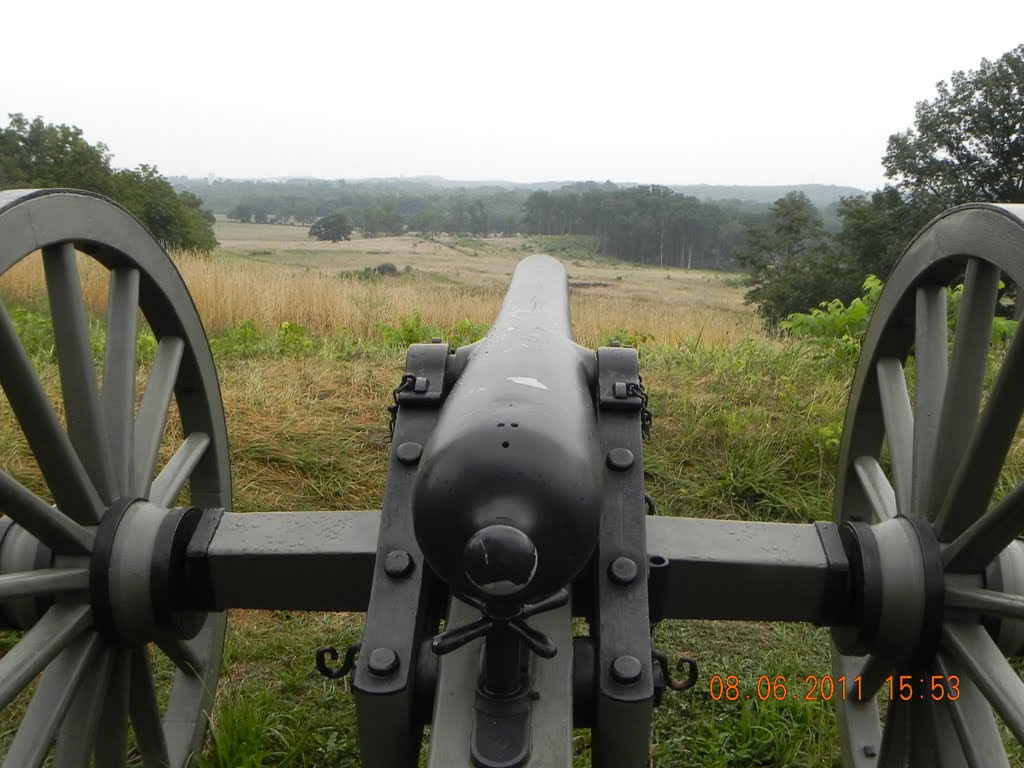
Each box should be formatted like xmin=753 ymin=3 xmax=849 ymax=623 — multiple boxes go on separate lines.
xmin=520 ymin=183 xmax=762 ymax=270
xmin=0 ymin=114 xmax=218 ymax=254
xmin=738 ymin=43 xmax=1024 ymax=325
xmin=173 ymin=177 xmax=530 ymax=237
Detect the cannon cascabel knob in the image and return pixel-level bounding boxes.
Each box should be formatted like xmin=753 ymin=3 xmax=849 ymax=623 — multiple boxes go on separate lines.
xmin=463 ymin=525 xmax=538 ymax=597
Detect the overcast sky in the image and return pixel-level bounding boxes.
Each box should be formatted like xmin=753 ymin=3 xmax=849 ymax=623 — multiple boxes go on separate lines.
xmin=4 ymin=1 xmax=1021 ymax=191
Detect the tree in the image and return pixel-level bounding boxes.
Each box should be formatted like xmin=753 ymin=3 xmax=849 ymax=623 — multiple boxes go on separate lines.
xmin=309 ymin=212 xmax=353 ymax=242
xmin=0 ymin=114 xmax=218 ymax=254
xmin=884 ymin=44 xmax=1024 ymax=205
xmin=228 ymin=204 xmax=253 ymax=223
xmin=738 ymin=192 xmax=837 ymax=326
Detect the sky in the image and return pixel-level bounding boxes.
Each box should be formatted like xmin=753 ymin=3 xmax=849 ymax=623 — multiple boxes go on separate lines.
xmin=3 ymin=1 xmax=1022 ymax=191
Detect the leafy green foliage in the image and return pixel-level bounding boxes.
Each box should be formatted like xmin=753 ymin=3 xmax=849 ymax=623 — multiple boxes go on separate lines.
xmin=884 ymin=43 xmax=1024 ymax=205
xmin=337 ymin=262 xmax=409 ymax=281
xmin=598 ymin=329 xmax=654 ymax=348
xmin=0 ymin=114 xmax=218 ymax=254
xmin=784 ymin=275 xmax=1019 ymax=361
xmin=737 ymin=192 xmax=839 ymax=326
xmin=376 ymin=311 xmax=486 ymax=349
xmin=308 ymin=212 xmax=354 ymax=242
xmin=781 ymin=276 xmax=883 ymax=359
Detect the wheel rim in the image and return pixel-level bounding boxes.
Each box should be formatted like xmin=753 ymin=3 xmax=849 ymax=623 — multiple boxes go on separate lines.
xmin=0 ymin=189 xmax=230 ymax=767
xmin=833 ymin=203 xmax=1024 ymax=767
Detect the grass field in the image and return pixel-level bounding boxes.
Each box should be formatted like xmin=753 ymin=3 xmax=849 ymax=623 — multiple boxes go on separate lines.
xmin=0 ymin=221 xmax=905 ymax=766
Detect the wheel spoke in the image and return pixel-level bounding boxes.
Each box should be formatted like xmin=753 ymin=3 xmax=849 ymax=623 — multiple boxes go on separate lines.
xmin=854 ymin=456 xmax=897 ymax=522
xmin=0 ymin=471 xmax=94 ymax=555
xmin=945 ymin=586 xmax=1024 ymax=622
xmin=150 ymin=432 xmax=210 ymax=508
xmin=94 ymin=650 xmax=131 ymax=768
xmin=877 ymin=357 xmax=914 ymax=516
xmin=0 ymin=603 xmax=92 ymax=709
xmin=944 ymin=480 xmax=1024 ymax=572
xmin=912 ymin=285 xmax=948 ymax=520
xmin=937 ymin=654 xmax=1010 ymax=768
xmin=129 ymin=648 xmax=170 ymax=768
xmin=909 ymin=695 xmax=947 ymax=767
xmin=103 ymin=267 xmax=140 ymax=496
xmin=43 ymin=243 xmax=118 ymax=504
xmin=832 ymin=646 xmax=883 ymax=766
xmin=0 ymin=303 xmax=103 ymax=525
xmin=157 ymin=636 xmax=203 ymax=677
xmin=878 ymin=697 xmax=910 ymax=767
xmin=1 ymin=632 xmax=101 ymax=768
xmin=54 ymin=647 xmax=115 ymax=768
xmin=133 ymin=336 xmax=184 ymax=498
xmin=936 ymin=318 xmax=1024 ymax=541
xmin=851 ymin=653 xmax=893 ymax=701
xmin=0 ymin=567 xmax=89 ymax=601
xmin=942 ymin=622 xmax=1024 ymax=743
xmin=928 ymin=260 xmax=1001 ymax=522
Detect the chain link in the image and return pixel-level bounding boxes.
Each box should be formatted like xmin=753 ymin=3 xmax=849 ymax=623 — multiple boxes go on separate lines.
xmin=386 ymin=373 xmax=418 ymax=442
xmin=625 ymin=378 xmax=653 ymax=440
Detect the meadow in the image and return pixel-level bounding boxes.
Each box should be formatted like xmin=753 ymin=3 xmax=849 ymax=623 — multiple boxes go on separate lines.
xmin=0 ymin=221 xmax=873 ymax=766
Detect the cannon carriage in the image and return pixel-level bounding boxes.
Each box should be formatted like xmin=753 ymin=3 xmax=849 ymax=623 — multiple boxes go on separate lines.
xmin=2 ymin=188 xmax=1024 ymax=766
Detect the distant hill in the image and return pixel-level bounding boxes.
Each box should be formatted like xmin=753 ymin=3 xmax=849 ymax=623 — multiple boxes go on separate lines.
xmin=171 ymin=176 xmax=865 ymax=207
xmin=668 ymin=183 xmax=866 ymax=209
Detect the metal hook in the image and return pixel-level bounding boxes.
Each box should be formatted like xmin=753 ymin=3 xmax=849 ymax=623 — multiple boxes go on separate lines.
xmin=316 ymin=643 xmax=361 ymax=679
xmin=653 ymin=650 xmax=699 ymax=692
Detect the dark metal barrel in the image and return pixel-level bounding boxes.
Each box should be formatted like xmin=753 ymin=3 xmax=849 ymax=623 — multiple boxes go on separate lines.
xmin=413 ymin=255 xmax=603 ymax=602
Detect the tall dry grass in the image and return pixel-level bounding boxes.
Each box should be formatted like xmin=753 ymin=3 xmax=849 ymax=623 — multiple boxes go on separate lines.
xmin=0 ymin=248 xmax=760 ymax=348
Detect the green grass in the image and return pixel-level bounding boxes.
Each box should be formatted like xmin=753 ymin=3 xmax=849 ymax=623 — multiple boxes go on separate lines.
xmin=0 ymin=310 xmax=854 ymax=766
xmin=11 ymin=288 xmax=1018 ymax=766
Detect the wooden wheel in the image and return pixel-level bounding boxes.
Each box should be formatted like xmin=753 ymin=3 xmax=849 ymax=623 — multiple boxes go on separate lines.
xmin=0 ymin=190 xmax=230 ymax=767
xmin=832 ymin=203 xmax=1024 ymax=766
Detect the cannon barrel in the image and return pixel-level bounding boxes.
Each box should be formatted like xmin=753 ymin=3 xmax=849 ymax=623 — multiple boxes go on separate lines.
xmin=413 ymin=255 xmax=603 ymax=602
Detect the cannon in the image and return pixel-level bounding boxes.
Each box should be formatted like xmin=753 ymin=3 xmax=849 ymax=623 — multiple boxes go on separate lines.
xmin=2 ymin=187 xmax=1024 ymax=766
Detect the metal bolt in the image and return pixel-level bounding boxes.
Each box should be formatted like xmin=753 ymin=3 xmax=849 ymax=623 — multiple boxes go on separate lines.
xmin=413 ymin=377 xmax=429 ymax=393
xmin=396 ymin=442 xmax=422 ymax=465
xmin=613 ymin=381 xmax=629 ymax=399
xmin=606 ymin=448 xmax=634 ymax=471
xmin=367 ymin=647 xmax=400 ymax=677
xmin=611 ymin=655 xmax=642 ymax=684
xmin=608 ymin=556 xmax=638 ymax=585
xmin=863 ymin=745 xmax=877 ymax=758
xmin=384 ymin=550 xmax=414 ymax=578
